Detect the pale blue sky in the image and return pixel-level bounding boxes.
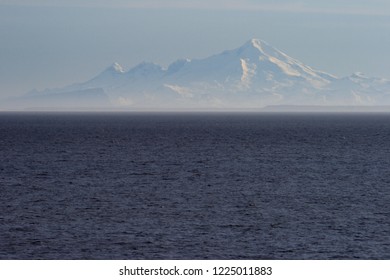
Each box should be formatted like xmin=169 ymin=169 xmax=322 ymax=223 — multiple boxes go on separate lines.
xmin=1 ymin=0 xmax=390 ymax=97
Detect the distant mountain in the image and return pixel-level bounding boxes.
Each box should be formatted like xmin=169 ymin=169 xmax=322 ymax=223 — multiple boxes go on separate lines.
xmin=4 ymin=39 xmax=390 ymax=110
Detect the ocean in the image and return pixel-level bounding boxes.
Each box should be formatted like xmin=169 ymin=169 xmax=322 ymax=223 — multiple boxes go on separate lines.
xmin=0 ymin=112 xmax=389 ymax=259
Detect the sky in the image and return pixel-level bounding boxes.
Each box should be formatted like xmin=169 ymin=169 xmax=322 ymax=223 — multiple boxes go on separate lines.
xmin=1 ymin=0 xmax=390 ymax=98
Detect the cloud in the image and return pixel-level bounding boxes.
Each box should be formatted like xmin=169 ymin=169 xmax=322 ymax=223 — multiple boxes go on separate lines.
xmin=1 ymin=0 xmax=390 ymax=16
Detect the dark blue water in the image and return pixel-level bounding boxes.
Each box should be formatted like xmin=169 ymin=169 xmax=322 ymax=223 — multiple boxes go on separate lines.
xmin=1 ymin=112 xmax=390 ymax=259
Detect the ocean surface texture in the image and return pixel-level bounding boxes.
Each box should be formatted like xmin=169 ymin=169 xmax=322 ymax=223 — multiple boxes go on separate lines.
xmin=1 ymin=112 xmax=389 ymax=259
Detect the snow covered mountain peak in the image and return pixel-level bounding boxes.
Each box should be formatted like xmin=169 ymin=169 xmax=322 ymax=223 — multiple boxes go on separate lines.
xmin=111 ymin=62 xmax=125 ymax=73
xmin=238 ymin=39 xmax=289 ymax=60
xmin=9 ymin=39 xmax=390 ymax=109
xmin=229 ymin=38 xmax=332 ymax=85
xmin=105 ymin=62 xmax=125 ymax=74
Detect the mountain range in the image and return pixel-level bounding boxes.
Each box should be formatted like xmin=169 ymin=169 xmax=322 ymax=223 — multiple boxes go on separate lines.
xmin=4 ymin=39 xmax=390 ymax=110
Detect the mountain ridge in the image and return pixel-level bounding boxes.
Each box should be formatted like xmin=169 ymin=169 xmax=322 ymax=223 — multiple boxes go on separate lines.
xmin=3 ymin=39 xmax=390 ymax=109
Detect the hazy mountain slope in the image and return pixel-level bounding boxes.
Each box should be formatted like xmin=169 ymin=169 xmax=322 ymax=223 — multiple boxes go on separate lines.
xmin=4 ymin=39 xmax=390 ymax=109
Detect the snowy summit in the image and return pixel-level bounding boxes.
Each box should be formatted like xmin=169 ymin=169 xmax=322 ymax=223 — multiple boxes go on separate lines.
xmin=4 ymin=39 xmax=390 ymax=109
